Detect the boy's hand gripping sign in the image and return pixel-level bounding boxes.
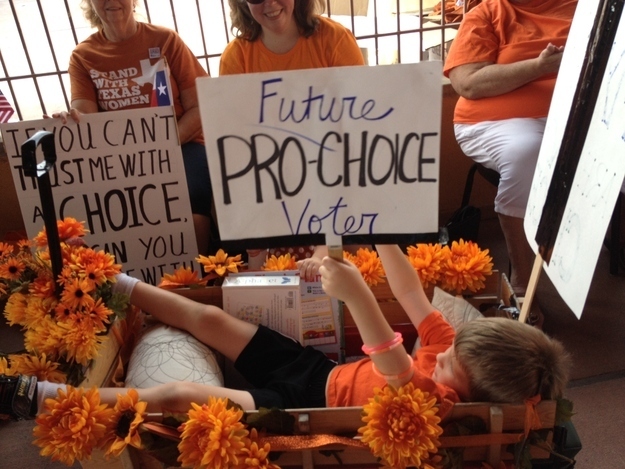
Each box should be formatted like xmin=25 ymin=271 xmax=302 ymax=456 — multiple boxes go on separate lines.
xmin=197 ymin=63 xmax=442 ymax=248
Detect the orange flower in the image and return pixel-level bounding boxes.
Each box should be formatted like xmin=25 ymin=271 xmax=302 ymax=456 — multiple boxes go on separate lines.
xmin=23 ymin=316 xmax=65 ymax=360
xmin=102 ymin=389 xmax=148 ymax=458
xmin=344 ymin=248 xmax=386 ymax=287
xmin=0 ymin=256 xmax=26 ymax=280
xmin=7 ymin=353 xmax=66 ymax=383
xmin=0 ymin=242 xmax=15 ymax=259
xmin=71 ymin=248 xmax=121 ymax=282
xmin=60 ymin=278 xmax=96 ymax=311
xmin=197 ymin=249 xmax=243 ymax=277
xmin=262 ymin=253 xmax=297 ymax=271
xmin=359 ymin=383 xmax=442 ymax=469
xmin=34 ymin=217 xmax=87 ymax=247
xmin=29 ymin=273 xmax=56 ymax=299
xmin=439 ymin=239 xmax=493 ymax=294
xmin=33 ymin=386 xmax=114 ymax=466
xmin=178 ymin=397 xmax=249 ymax=469
xmin=158 ymin=266 xmax=207 ymax=289
xmin=0 ymin=356 xmax=15 ymax=376
xmin=57 ymin=319 xmax=105 ymax=366
xmin=234 ymin=428 xmax=281 ymax=469
xmin=406 ymin=243 xmax=445 ymax=289
xmin=3 ymin=291 xmax=29 ymax=326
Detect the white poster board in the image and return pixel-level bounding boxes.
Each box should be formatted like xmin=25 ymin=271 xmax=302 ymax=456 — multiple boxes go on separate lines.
xmin=525 ymin=0 xmax=625 ymax=317
xmin=0 ymin=107 xmax=199 ymax=284
xmin=197 ymin=63 xmax=442 ymax=247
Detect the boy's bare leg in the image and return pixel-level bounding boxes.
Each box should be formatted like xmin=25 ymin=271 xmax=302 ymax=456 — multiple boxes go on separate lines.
xmin=129 ymin=281 xmax=258 ymax=364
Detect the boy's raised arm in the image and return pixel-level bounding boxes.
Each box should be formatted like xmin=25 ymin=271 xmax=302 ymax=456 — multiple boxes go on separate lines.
xmin=375 ymin=245 xmax=435 ymax=330
xmin=320 ymin=256 xmax=413 ymax=385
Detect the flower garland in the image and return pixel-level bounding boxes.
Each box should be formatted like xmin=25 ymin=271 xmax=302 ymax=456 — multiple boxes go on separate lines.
xmin=0 ymin=218 xmax=129 ymax=385
xmin=30 ymin=383 xmax=574 ymax=468
xmin=155 ymin=239 xmax=492 ymax=295
xmin=406 ymin=239 xmax=493 ymax=294
xmin=32 ymin=383 xmax=443 ymax=469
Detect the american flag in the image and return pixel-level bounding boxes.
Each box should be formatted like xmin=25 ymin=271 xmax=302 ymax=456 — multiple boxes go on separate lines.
xmin=150 ymin=59 xmax=173 ymax=107
xmin=0 ymin=90 xmax=15 ymax=124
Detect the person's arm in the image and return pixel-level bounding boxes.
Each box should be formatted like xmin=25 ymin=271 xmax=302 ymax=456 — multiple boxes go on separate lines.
xmin=319 ymin=256 xmax=413 ymax=386
xmin=177 ymin=86 xmax=203 ymax=144
xmin=449 ymin=43 xmax=564 ymax=100
xmin=297 ymin=245 xmax=328 ymax=281
xmin=374 ymin=244 xmax=434 ymax=330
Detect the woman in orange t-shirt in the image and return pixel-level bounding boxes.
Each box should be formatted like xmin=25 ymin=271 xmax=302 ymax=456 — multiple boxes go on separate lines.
xmin=444 ymin=0 xmax=577 ymax=307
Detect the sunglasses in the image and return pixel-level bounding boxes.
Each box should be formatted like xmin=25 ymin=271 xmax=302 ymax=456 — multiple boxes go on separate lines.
xmin=246 ymin=0 xmax=265 ymax=4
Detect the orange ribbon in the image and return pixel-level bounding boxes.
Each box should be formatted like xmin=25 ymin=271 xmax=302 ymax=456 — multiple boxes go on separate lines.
xmin=524 ymin=395 xmax=543 ymax=437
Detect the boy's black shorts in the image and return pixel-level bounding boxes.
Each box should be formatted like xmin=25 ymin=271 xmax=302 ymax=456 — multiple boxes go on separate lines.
xmin=234 ymin=325 xmax=337 ymax=409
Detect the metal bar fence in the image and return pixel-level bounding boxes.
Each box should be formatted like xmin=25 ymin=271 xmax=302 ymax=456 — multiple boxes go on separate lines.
xmin=0 ymin=0 xmax=459 ymax=122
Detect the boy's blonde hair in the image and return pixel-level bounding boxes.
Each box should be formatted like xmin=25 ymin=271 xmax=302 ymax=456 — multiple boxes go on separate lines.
xmin=454 ymin=318 xmax=571 ymax=402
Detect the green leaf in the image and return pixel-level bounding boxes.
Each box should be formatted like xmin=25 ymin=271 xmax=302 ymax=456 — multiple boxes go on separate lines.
xmin=139 ymin=430 xmax=181 ymax=467
xmin=243 ymin=407 xmax=296 ymax=435
xmin=555 ymin=398 xmax=575 ymax=425
xmin=437 ymin=448 xmax=464 ymax=469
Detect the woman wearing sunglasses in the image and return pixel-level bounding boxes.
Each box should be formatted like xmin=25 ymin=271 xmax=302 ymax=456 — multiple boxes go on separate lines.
xmin=221 ymin=0 xmax=366 ymax=276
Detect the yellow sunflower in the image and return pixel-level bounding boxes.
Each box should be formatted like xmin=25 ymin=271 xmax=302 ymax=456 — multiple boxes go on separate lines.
xmin=359 ymin=383 xmax=443 ymax=469
xmin=33 ymin=386 xmax=113 ymax=466
xmin=102 ymin=389 xmax=148 ymax=458
xmin=178 ymin=397 xmax=249 ymax=469
xmin=262 ymin=253 xmax=297 ymax=271
xmin=406 ymin=243 xmax=445 ymax=289
xmin=439 ymin=239 xmax=493 ymax=294
xmin=197 ymin=249 xmax=243 ymax=277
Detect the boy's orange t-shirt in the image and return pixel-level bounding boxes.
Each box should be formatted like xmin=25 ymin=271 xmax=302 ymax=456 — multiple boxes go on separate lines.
xmin=444 ymin=0 xmax=578 ymax=123
xmin=326 ymin=311 xmax=459 ymax=416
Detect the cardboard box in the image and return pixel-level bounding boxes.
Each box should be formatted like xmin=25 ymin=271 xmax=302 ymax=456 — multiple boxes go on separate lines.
xmin=222 ymin=275 xmax=301 ymax=342
xmin=225 ymin=271 xmax=343 ymax=360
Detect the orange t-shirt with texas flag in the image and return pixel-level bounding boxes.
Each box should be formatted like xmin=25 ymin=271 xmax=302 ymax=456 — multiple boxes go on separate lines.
xmin=444 ymin=0 xmax=578 ymax=124
xmin=326 ymin=311 xmax=459 ymax=417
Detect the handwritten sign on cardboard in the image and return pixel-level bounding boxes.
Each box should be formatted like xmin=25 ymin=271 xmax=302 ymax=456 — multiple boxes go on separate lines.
xmin=0 ymin=107 xmax=199 ymax=284
xmin=524 ymin=0 xmax=625 ymax=317
xmin=197 ymin=63 xmax=441 ymax=247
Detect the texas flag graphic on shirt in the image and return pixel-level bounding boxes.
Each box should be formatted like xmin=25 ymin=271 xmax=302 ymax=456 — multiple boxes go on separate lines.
xmin=151 ymin=59 xmax=173 ymax=107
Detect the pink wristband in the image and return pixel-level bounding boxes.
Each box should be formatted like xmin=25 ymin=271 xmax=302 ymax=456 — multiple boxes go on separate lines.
xmin=361 ymin=332 xmax=403 ymax=355
xmin=371 ymin=355 xmax=415 ymax=382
